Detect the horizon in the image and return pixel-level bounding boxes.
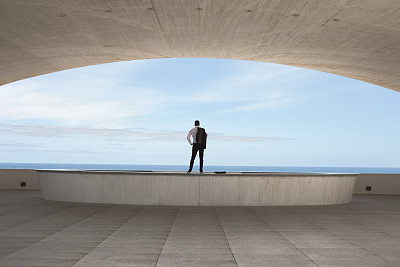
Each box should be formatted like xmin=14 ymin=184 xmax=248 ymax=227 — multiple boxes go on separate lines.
xmin=1 ymin=162 xmax=400 ymax=175
xmin=2 ymin=162 xmax=400 ymax=169
xmin=0 ymin=58 xmax=399 ymax=168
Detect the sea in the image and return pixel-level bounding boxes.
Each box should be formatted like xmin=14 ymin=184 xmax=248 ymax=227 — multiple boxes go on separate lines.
xmin=0 ymin=163 xmax=399 ymax=174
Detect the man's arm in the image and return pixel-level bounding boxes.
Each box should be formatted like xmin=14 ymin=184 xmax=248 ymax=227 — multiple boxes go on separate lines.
xmin=187 ymin=130 xmax=193 ymax=145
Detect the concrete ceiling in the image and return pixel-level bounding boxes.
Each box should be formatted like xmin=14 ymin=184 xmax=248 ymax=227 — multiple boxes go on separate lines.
xmin=1 ymin=0 xmax=399 ymax=92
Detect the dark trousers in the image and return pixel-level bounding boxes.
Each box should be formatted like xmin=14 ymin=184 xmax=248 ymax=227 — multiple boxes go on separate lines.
xmin=188 ymin=143 xmax=204 ymax=172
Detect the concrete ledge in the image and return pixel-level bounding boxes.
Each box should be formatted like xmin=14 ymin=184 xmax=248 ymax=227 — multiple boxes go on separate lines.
xmin=354 ymin=173 xmax=400 ymax=194
xmin=37 ymin=170 xmax=357 ymax=206
xmin=0 ymin=169 xmax=39 ymax=189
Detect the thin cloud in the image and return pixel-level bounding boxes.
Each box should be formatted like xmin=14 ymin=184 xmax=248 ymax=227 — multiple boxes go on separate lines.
xmin=0 ymin=77 xmax=166 ymax=128
xmin=0 ymin=123 xmax=297 ymax=142
xmin=0 ymin=142 xmax=43 ymax=148
xmin=211 ymin=133 xmax=297 ymax=142
xmin=165 ymin=61 xmax=306 ymax=109
xmin=221 ymin=93 xmax=297 ymax=113
xmin=0 ymin=60 xmax=307 ymax=129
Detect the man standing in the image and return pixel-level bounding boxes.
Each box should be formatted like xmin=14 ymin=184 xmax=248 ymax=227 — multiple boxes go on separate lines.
xmin=187 ymin=120 xmax=207 ymax=173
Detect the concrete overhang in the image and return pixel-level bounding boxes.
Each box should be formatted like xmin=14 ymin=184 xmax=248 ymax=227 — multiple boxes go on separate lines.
xmin=1 ymin=0 xmax=399 ymax=92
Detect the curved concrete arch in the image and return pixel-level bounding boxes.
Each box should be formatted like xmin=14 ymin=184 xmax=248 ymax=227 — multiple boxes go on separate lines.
xmin=1 ymin=0 xmax=400 ymax=92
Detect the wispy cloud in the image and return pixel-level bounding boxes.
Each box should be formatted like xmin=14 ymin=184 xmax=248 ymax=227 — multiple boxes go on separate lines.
xmin=211 ymin=133 xmax=297 ymax=142
xmin=0 ymin=74 xmax=167 ymax=128
xmin=161 ymin=61 xmax=306 ymax=112
xmin=0 ymin=123 xmax=297 ymax=142
xmin=0 ymin=142 xmax=44 ymax=148
xmin=0 ymin=59 xmax=308 ymax=130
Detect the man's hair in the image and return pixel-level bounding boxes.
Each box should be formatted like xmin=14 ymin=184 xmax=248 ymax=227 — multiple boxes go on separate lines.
xmin=194 ymin=120 xmax=200 ymax=126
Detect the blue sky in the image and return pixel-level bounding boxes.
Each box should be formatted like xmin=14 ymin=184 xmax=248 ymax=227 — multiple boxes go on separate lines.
xmin=0 ymin=58 xmax=399 ymax=167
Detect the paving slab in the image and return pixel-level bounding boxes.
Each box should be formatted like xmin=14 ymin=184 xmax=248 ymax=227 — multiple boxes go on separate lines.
xmin=364 ymin=247 xmax=400 ymax=261
xmin=0 ymin=258 xmax=80 ymax=267
xmin=300 ymin=247 xmax=386 ymax=261
xmin=235 ymin=259 xmax=319 ymax=267
xmin=314 ymin=259 xmax=390 ymax=267
xmin=156 ymin=258 xmax=237 ymax=267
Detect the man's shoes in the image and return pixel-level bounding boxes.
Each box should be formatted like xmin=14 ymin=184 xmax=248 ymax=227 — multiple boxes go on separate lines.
xmin=200 ymin=170 xmax=203 ymax=174
xmin=187 ymin=170 xmax=191 ymax=174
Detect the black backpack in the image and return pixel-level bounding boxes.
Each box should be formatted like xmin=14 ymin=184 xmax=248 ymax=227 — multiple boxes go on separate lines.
xmin=196 ymin=127 xmax=207 ymax=149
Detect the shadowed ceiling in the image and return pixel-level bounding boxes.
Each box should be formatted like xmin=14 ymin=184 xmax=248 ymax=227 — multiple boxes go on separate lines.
xmin=1 ymin=0 xmax=399 ymax=92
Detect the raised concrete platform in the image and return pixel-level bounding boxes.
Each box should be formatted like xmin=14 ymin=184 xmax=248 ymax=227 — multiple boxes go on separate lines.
xmin=37 ymin=170 xmax=357 ymax=206
xmin=1 ymin=190 xmax=400 ymax=266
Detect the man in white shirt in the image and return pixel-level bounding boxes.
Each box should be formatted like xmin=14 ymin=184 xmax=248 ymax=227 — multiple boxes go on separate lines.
xmin=187 ymin=120 xmax=207 ymax=173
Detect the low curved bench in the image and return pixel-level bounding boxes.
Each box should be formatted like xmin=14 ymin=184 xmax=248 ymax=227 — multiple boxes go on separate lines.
xmin=37 ymin=170 xmax=357 ymax=206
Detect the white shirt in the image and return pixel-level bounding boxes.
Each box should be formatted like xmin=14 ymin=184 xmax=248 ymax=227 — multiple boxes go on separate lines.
xmin=187 ymin=126 xmax=198 ymax=145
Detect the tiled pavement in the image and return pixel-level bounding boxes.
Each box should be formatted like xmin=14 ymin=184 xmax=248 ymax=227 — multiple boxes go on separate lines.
xmin=0 ymin=190 xmax=399 ymax=266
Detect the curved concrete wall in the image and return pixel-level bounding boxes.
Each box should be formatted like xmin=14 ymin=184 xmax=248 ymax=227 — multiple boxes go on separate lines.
xmin=354 ymin=173 xmax=400 ymax=195
xmin=37 ymin=170 xmax=357 ymax=206
xmin=0 ymin=169 xmax=39 ymax=190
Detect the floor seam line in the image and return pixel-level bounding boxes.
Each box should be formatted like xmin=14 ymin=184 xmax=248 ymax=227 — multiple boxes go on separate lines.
xmin=302 ymin=211 xmax=392 ymax=264
xmin=72 ymin=206 xmax=145 ymax=266
xmin=0 ymin=203 xmax=75 ymax=232
xmin=250 ymin=207 xmax=319 ymax=265
xmin=0 ymin=200 xmax=60 ymax=218
xmin=214 ymin=207 xmax=239 ymax=267
xmin=155 ymin=207 xmax=180 ymax=266
xmin=2 ymin=205 xmax=108 ymax=260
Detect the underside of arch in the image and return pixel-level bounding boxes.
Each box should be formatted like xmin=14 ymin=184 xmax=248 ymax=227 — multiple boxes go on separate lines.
xmin=1 ymin=0 xmax=399 ymax=92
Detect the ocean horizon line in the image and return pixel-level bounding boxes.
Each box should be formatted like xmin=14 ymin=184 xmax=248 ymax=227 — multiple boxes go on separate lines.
xmin=1 ymin=162 xmax=399 ymax=174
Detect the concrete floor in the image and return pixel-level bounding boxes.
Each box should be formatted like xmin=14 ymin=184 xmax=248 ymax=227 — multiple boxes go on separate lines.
xmin=0 ymin=190 xmax=399 ymax=267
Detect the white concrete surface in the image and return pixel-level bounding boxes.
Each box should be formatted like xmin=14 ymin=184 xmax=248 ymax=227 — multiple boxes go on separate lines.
xmin=354 ymin=173 xmax=400 ymax=195
xmin=1 ymin=1 xmax=400 ymax=92
xmin=200 ymin=174 xmax=356 ymax=206
xmin=37 ymin=170 xmax=357 ymax=206
xmin=0 ymin=169 xmax=39 ymax=190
